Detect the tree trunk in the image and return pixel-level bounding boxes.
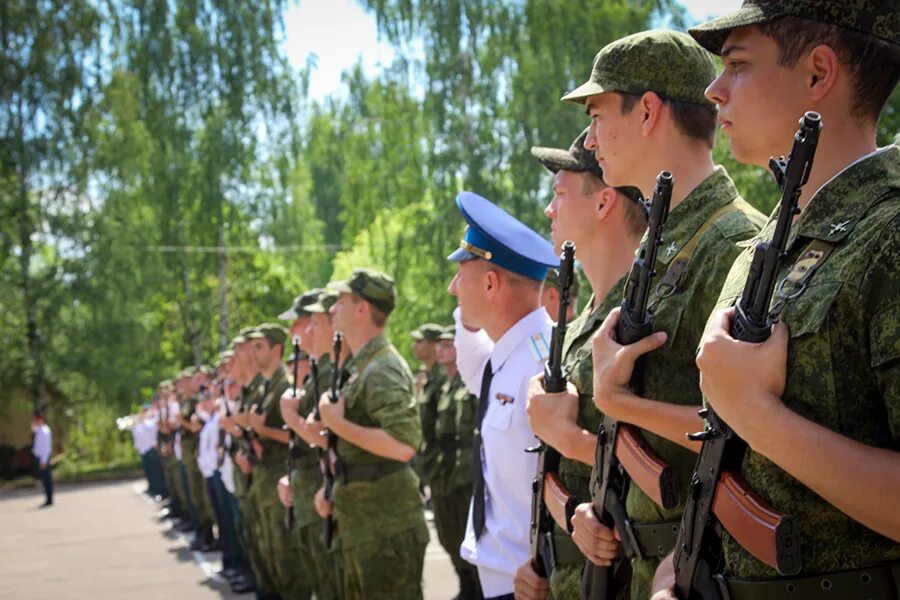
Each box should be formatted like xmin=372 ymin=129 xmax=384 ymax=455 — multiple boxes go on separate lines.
xmin=176 ymin=216 xmax=203 ymax=366
xmin=216 ymin=215 xmax=229 ymax=352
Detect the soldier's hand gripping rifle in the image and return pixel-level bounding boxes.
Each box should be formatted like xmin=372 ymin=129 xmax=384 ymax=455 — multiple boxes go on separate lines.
xmin=321 ymin=331 xmax=344 ymax=550
xmin=284 ymin=336 xmax=301 ymax=530
xmin=584 ymin=171 xmax=676 ymax=598
xmin=527 ymin=241 xmax=576 ymax=579
xmin=673 ymin=112 xmax=821 ymax=600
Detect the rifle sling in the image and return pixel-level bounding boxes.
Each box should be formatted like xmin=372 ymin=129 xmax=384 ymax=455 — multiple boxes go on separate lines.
xmin=718 ymin=559 xmax=900 ymax=600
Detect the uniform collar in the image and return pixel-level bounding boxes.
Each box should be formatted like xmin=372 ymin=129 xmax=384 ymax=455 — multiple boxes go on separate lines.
xmin=653 ymin=166 xmax=739 ymax=266
xmin=490 ymin=307 xmax=550 ymax=373
xmin=789 ymin=146 xmax=900 ymax=247
xmin=346 ymin=333 xmax=390 ymax=372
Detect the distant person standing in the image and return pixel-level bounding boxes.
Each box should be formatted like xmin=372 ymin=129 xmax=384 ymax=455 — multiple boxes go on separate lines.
xmin=31 ymin=411 xmax=53 ymax=508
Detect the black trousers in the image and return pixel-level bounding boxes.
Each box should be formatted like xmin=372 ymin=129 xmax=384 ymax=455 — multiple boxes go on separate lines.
xmin=37 ymin=465 xmax=53 ymax=504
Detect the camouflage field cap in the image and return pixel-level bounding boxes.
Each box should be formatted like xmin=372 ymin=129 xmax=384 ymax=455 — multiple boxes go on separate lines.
xmin=220 ymin=350 xmax=234 ymax=361
xmin=198 ymin=365 xmax=215 ymax=376
xmin=304 ymin=289 xmax=340 ymax=314
xmin=328 ymin=268 xmax=397 ymax=315
xmin=180 ymin=366 xmax=197 ymax=378
xmin=438 ymin=325 xmax=456 ymax=341
xmin=531 ymin=127 xmax=604 ymax=178
xmin=278 ymin=288 xmax=325 ymax=320
xmin=544 ymin=268 xmax=582 ymax=297
xmin=230 ymin=326 xmax=258 ymax=347
xmin=247 ymin=323 xmax=289 ymax=347
xmin=690 ymin=0 xmax=900 ymax=55
xmin=159 ymin=379 xmax=173 ymax=389
xmin=561 ymin=30 xmax=716 ymax=106
xmin=411 ymin=323 xmax=444 ymax=342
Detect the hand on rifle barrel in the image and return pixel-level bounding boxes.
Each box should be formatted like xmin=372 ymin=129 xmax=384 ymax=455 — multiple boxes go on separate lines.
xmin=513 ymin=560 xmax=550 ymax=600
xmin=314 ymin=486 xmax=333 ymax=518
xmin=696 ymin=307 xmax=789 ymax=440
xmin=246 ymin=406 xmax=265 ymax=431
xmin=570 ymin=501 xmax=621 ymax=567
xmin=525 ymin=374 xmax=579 ymax=449
xmin=277 ymin=475 xmax=293 ymax=508
xmin=592 ymin=307 xmax=667 ymax=420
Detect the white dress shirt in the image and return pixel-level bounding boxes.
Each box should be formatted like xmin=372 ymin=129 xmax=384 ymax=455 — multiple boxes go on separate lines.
xmin=131 ymin=417 xmax=158 ymax=455
xmin=32 ymin=424 xmax=52 ymax=466
xmin=455 ymin=306 xmax=553 ymax=597
xmin=197 ymin=412 xmax=220 ymax=479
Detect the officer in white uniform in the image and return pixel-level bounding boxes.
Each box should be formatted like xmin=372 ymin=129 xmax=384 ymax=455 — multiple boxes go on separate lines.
xmin=447 ymin=191 xmax=559 ymax=599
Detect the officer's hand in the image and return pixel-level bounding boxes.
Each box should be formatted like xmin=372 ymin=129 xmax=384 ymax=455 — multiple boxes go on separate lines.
xmin=314 ymin=486 xmax=332 ymax=518
xmin=592 ymin=307 xmax=667 ymax=419
xmin=247 ymin=406 xmax=265 ymax=431
xmin=318 ymin=391 xmax=345 ymax=428
xmin=526 ymin=374 xmax=578 ymax=447
xmin=513 ymin=560 xmax=549 ymax=600
xmin=570 ymin=502 xmax=621 ymax=566
xmin=650 ymin=553 xmax=679 ymax=600
xmin=696 ymin=308 xmax=788 ymax=440
xmin=277 ymin=475 xmax=293 ymax=507
xmin=234 ymin=451 xmax=252 ymax=474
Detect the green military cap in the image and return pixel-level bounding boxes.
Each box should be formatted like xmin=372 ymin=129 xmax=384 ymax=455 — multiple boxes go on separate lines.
xmin=220 ymin=350 xmax=234 ymax=361
xmin=562 ymin=30 xmax=716 ymax=106
xmin=531 ymin=127 xmax=604 ymax=179
xmin=180 ymin=366 xmax=196 ymax=378
xmin=198 ymin=365 xmax=214 ymax=376
xmin=544 ymin=268 xmax=582 ymax=297
xmin=530 ymin=127 xmax=645 ymax=206
xmin=438 ymin=325 xmax=456 ymax=341
xmin=278 ymin=288 xmax=325 ymax=320
xmin=159 ymin=379 xmax=173 ymax=388
xmin=247 ymin=323 xmax=289 ymax=347
xmin=411 ymin=323 xmax=444 ymax=342
xmin=304 ymin=288 xmax=340 ymax=314
xmin=328 ymin=268 xmax=397 ymax=315
xmin=690 ymin=0 xmax=900 ymax=55
xmin=230 ymin=326 xmax=257 ymax=347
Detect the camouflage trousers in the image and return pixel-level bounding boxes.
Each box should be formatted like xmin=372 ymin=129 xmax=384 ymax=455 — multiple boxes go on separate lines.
xmin=162 ymin=455 xmax=187 ymax=515
xmin=184 ymin=455 xmax=214 ymax=529
xmin=549 ymin=563 xmax=582 ymax=600
xmin=296 ymin=521 xmax=344 ymax=600
xmin=236 ymin=473 xmax=278 ymax=596
xmin=630 ymin=555 xmax=661 ymax=600
xmin=251 ymin=463 xmax=311 ymax=599
xmin=432 ymin=481 xmax=481 ymax=599
xmin=343 ymin=525 xmax=429 ymax=600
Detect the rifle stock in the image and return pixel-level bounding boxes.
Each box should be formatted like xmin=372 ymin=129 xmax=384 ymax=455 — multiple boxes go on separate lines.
xmin=615 ymin=424 xmax=678 ymax=510
xmin=543 ymin=472 xmax=576 ymax=533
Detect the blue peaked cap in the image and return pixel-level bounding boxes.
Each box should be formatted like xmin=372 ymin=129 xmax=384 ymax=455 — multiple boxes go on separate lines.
xmin=447 ymin=191 xmax=559 ymax=281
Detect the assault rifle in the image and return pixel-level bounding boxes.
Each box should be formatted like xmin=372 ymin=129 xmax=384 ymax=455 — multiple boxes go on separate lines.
xmin=285 ymin=336 xmax=301 ymax=530
xmin=584 ymin=171 xmax=676 ymax=598
xmin=673 ymin=112 xmax=821 ymax=599
xmin=322 ymin=332 xmax=344 ymax=550
xmin=528 ymin=241 xmax=576 ymax=578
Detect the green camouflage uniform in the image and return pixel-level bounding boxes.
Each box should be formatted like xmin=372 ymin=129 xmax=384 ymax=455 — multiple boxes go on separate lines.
xmin=548 ymin=282 xmax=627 ymax=600
xmin=180 ymin=395 xmax=214 ymax=531
xmin=417 ymin=361 xmax=446 ymax=486
xmin=432 ymin=369 xmax=481 ymax=599
xmin=624 ymin=167 xmax=764 ymax=597
xmin=291 ymin=352 xmax=344 ymax=600
xmin=250 ymin=363 xmax=310 ymax=599
xmin=334 ymin=333 xmax=429 ymax=600
xmin=708 ymin=147 xmax=900 ymax=579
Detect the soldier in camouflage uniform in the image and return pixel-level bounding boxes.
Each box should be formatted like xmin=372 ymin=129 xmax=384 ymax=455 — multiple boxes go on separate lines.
xmin=411 ymin=323 xmax=447 ymax=501
xmin=433 ymin=325 xmax=482 ymax=600
xmin=513 ymin=128 xmax=647 ymax=600
xmin=651 ymin=3 xmax=900 ymax=598
xmin=315 ymin=269 xmax=429 ymax=600
xmin=279 ymin=288 xmax=345 ymax=600
xmin=244 ymin=323 xmax=311 ymax=599
xmin=179 ymin=367 xmax=218 ymax=551
xmin=559 ymin=30 xmax=766 ymax=599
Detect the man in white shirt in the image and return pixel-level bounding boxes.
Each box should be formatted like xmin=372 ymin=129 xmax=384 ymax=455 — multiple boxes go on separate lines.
xmin=133 ymin=405 xmax=166 ymax=499
xmin=31 ymin=410 xmax=53 ymax=508
xmin=447 ymin=191 xmax=559 ymax=599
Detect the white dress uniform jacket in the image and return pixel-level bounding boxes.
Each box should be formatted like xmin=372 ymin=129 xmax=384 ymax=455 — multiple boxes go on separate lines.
xmin=198 ymin=411 xmax=220 ymax=479
xmin=455 ymin=306 xmax=552 ymax=597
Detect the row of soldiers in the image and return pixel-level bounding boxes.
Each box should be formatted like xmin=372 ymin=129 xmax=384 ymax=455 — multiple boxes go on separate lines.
xmin=143 ymin=2 xmax=900 ymax=599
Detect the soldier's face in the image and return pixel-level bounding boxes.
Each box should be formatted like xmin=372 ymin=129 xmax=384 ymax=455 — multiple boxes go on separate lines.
xmin=448 ymin=259 xmax=487 ymax=329
xmin=436 ymin=340 xmax=456 ymax=365
xmin=289 ymin=317 xmax=308 ymax=340
xmin=705 ymin=26 xmax=812 ymax=168
xmin=545 ymin=170 xmax=599 ymax=252
xmin=309 ymin=313 xmax=334 ymax=356
xmin=583 ymin=92 xmax=644 ymax=188
xmin=330 ymin=293 xmax=355 ymax=335
xmin=251 ymin=338 xmax=272 ymax=369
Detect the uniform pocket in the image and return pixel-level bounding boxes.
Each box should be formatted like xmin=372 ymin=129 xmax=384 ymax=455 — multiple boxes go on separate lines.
xmin=483 ymin=402 xmax=513 ymax=431
xmin=779 ymin=281 xmax=842 ymax=339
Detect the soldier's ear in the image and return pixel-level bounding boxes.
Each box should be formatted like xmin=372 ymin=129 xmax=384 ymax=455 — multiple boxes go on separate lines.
xmin=638 ymin=91 xmax=664 ymax=138
xmin=595 ymin=186 xmax=618 ymax=223
xmin=805 ymin=44 xmax=838 ymax=102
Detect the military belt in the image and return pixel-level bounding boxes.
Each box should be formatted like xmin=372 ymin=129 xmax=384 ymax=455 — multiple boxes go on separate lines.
xmin=629 ymin=519 xmax=681 ymax=559
xmin=342 ymin=461 xmax=408 ymax=483
xmin=719 ymin=560 xmax=900 ymax=600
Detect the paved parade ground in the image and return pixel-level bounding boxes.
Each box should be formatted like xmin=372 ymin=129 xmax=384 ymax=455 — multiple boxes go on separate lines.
xmin=0 ymin=478 xmax=457 ymax=599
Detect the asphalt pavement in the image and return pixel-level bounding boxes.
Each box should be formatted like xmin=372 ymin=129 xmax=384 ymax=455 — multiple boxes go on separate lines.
xmin=0 ymin=478 xmax=458 ymax=599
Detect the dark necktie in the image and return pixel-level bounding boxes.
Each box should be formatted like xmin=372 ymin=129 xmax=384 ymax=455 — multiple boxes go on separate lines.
xmin=472 ymin=359 xmax=493 ymax=539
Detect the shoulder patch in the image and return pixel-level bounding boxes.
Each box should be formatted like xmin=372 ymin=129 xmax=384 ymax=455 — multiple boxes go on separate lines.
xmin=528 ymin=332 xmax=551 ymax=363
